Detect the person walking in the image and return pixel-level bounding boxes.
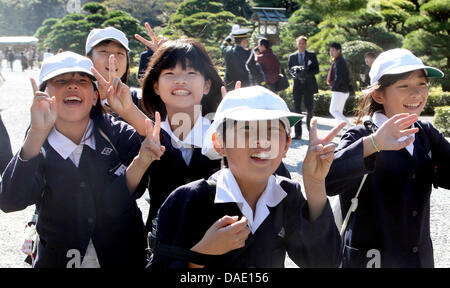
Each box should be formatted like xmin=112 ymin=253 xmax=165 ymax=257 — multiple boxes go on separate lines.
xmin=288 ymin=36 xmax=319 ymax=139
xmin=254 ymin=38 xmax=280 ymax=92
xmin=327 ymin=42 xmax=352 ymax=129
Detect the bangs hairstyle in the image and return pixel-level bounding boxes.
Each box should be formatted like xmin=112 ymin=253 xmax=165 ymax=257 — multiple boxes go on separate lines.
xmin=142 ymin=39 xmax=223 ymax=119
xmin=355 ymin=69 xmax=429 ymax=124
xmin=86 ymin=40 xmax=130 ymax=84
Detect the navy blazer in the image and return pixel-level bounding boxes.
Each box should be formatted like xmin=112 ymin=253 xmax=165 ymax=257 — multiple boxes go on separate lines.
xmin=325 ymin=121 xmax=450 ymax=267
xmin=144 ymin=129 xmax=222 ymax=234
xmin=149 ymin=171 xmax=341 ymax=268
xmin=143 ymin=128 xmax=293 ymax=234
xmin=288 ymin=50 xmax=319 ymax=95
xmin=330 ymin=55 xmax=349 ymax=93
xmin=0 ymin=114 xmax=13 ymax=174
xmin=0 ymin=113 xmax=148 ymax=268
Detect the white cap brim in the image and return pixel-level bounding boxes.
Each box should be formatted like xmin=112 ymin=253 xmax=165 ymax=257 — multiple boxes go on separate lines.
xmin=40 ymin=67 xmax=95 ymax=85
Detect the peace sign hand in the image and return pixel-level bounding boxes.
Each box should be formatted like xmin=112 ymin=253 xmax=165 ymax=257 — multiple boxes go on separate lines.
xmin=91 ymin=55 xmax=133 ymax=115
xmin=302 ymin=118 xmax=346 ymax=183
xmin=137 ymin=112 xmax=166 ymax=166
xmin=29 ymin=78 xmax=57 ymax=135
xmin=134 ymin=22 xmax=167 ymax=52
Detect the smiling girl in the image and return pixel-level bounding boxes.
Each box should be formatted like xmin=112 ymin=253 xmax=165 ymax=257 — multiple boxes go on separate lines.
xmin=325 ymin=48 xmax=450 ymax=267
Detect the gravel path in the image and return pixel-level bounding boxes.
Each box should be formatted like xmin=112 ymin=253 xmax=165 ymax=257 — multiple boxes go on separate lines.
xmin=0 ymin=63 xmax=448 ymax=268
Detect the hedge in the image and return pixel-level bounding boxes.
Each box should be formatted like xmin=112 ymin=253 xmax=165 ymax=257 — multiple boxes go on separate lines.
xmin=434 ymin=106 xmax=450 ymax=137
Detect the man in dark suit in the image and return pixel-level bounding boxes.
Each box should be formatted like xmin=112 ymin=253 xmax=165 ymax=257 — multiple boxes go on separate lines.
xmin=288 ymin=36 xmax=319 ymax=139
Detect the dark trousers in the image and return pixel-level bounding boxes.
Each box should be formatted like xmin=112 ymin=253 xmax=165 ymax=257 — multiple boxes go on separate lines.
xmin=265 ymin=83 xmax=277 ymax=93
xmin=293 ymin=88 xmax=314 ymax=138
xmin=0 ymin=114 xmax=13 ymax=174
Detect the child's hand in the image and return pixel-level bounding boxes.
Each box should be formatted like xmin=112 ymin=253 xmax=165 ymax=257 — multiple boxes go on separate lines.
xmin=134 ymin=22 xmax=167 ymax=52
xmin=137 ymin=112 xmax=165 ymax=166
xmin=303 ymin=118 xmax=346 ymax=183
xmin=191 ymin=216 xmax=250 ymax=256
xmin=29 ymin=78 xmax=57 ymax=135
xmin=372 ymin=113 xmax=419 ymax=151
xmin=221 ymin=81 xmax=241 ymax=98
xmin=91 ymin=55 xmax=134 ymax=116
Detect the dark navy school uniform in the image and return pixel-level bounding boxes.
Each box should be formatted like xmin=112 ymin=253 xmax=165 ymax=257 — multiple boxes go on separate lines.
xmin=149 ymin=171 xmax=341 ymax=268
xmin=144 ymin=128 xmax=222 ymax=234
xmin=143 ymin=127 xmax=293 ymax=235
xmin=325 ymin=121 xmax=450 ymax=268
xmin=0 ymin=114 xmax=13 ymax=174
xmin=0 ymin=113 xmax=148 ymax=268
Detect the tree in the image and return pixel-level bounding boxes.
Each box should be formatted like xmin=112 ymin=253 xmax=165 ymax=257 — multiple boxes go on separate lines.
xmin=403 ymin=0 xmax=450 ymax=91
xmin=342 ymin=40 xmax=383 ymax=91
xmin=34 ymin=2 xmax=146 ymax=63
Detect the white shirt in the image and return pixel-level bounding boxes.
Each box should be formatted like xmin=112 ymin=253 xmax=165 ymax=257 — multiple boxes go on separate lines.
xmin=47 ymin=120 xmax=96 ymax=167
xmin=214 ymin=169 xmax=288 ymax=234
xmin=43 ymin=52 xmax=54 ymax=61
xmin=372 ymin=112 xmax=415 ymax=156
xmin=47 ymin=120 xmax=100 ymax=268
xmin=161 ymin=115 xmax=211 ymax=165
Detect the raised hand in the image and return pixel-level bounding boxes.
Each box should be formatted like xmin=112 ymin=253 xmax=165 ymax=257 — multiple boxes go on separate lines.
xmin=91 ymin=55 xmax=133 ymax=115
xmin=303 ymin=118 xmax=346 ymax=183
xmin=372 ymin=113 xmax=418 ymax=151
xmin=137 ymin=112 xmax=166 ymax=166
xmin=191 ymin=216 xmax=250 ymax=256
xmin=134 ymin=22 xmax=167 ymax=52
xmin=29 ymin=78 xmax=57 ymax=134
xmin=221 ymin=81 xmax=241 ymax=98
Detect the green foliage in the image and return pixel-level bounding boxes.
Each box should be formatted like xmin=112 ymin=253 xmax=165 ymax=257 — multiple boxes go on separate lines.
xmin=342 ymin=40 xmax=383 ymax=90
xmin=403 ymin=0 xmax=449 ymax=91
xmin=82 ymin=2 xmax=107 ymax=14
xmin=423 ymin=90 xmax=450 ymax=115
xmin=33 ymin=1 xmax=145 ymax=65
xmin=433 ymin=106 xmax=450 ymax=137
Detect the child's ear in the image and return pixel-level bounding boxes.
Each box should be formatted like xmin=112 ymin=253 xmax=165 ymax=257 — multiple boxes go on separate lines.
xmin=282 ymin=136 xmax=291 ymax=158
xmin=92 ymin=90 xmax=99 ymax=106
xmin=371 ymin=90 xmax=385 ymax=104
xmin=212 ymin=132 xmax=226 ymax=156
xmin=153 ymin=81 xmax=160 ymax=95
xmin=203 ymin=79 xmax=211 ymax=96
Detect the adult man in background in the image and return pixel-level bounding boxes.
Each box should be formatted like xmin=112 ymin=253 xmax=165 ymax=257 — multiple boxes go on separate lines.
xmin=288 ymin=35 xmax=319 ymax=139
xmin=221 ymin=27 xmax=264 ymax=89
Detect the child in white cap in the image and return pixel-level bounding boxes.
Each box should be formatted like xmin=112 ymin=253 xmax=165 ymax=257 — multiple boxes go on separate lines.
xmin=0 ymin=51 xmax=164 ymax=267
xmin=148 ymin=86 xmax=345 ymax=268
xmin=325 ymin=48 xmax=450 ymax=267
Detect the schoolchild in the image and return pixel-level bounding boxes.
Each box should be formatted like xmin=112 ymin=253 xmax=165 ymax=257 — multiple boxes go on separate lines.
xmin=149 ymin=86 xmax=344 ymax=268
xmin=85 ymin=27 xmax=144 ymax=114
xmin=0 ymin=52 xmax=163 ymax=267
xmin=325 ymin=48 xmax=450 ymax=267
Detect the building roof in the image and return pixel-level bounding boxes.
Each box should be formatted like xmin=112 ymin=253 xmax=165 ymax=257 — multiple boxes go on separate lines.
xmin=0 ymin=36 xmax=38 ymax=45
xmin=252 ymin=7 xmax=288 ymax=23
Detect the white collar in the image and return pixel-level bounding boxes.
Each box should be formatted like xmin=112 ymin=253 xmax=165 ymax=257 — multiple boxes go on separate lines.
xmin=161 ymin=115 xmax=210 ymax=149
xmin=372 ymin=112 xmax=415 ymax=156
xmin=214 ymin=169 xmax=288 ymax=234
xmin=48 ymin=120 xmax=96 ymax=160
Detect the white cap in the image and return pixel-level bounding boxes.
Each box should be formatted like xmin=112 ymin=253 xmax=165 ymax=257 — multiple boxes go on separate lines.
xmin=39 ymin=51 xmax=95 ymax=86
xmin=213 ymin=86 xmax=302 ymax=134
xmin=85 ymin=27 xmax=130 ymax=54
xmin=201 ymin=86 xmax=302 ymax=160
xmin=369 ymin=48 xmax=444 ymax=85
